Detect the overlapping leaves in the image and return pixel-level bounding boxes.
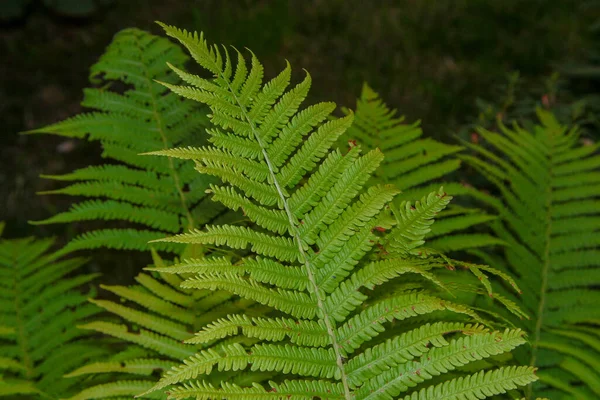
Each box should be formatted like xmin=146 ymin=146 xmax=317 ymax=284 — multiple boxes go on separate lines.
xmin=63 ymin=249 xmax=269 ymax=399
xmin=343 ymin=83 xmax=503 ymax=253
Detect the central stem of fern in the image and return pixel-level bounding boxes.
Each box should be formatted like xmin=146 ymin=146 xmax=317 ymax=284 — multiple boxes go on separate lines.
xmin=10 ymin=252 xmax=34 ymax=380
xmin=528 ymin=134 xmax=555 ymax=399
xmin=223 ymin=75 xmax=354 ymax=400
xmin=137 ymin=33 xmax=195 ymax=231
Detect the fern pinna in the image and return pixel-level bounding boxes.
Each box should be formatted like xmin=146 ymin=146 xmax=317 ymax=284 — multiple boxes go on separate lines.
xmin=64 ymin=249 xmax=270 ymax=400
xmin=0 ymin=223 xmax=108 ymax=399
xmin=126 ymin=23 xmax=539 ymax=400
xmin=461 ymin=110 xmax=600 ymax=399
xmin=343 ymin=84 xmax=503 ymax=253
xmin=27 ymin=28 xmax=223 ymax=254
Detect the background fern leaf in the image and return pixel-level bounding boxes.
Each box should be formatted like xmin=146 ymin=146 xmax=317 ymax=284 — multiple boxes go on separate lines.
xmin=65 ymin=249 xmax=269 ymax=399
xmin=343 ymin=83 xmax=504 ymax=253
xmin=26 ymin=28 xmax=225 ymax=254
xmin=462 ymin=109 xmax=600 ymax=399
xmin=0 ymin=232 xmax=109 ymax=399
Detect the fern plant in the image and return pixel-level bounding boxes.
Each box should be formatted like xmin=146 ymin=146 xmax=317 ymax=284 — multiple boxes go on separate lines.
xmin=64 ymin=248 xmax=271 ymax=400
xmin=119 ymin=23 xmax=540 ymax=400
xmin=27 ymin=28 xmax=224 ymax=254
xmin=461 ymin=109 xmax=600 ymax=399
xmin=343 ymin=83 xmax=503 ymax=253
xmin=0 ymin=222 xmax=108 ymax=398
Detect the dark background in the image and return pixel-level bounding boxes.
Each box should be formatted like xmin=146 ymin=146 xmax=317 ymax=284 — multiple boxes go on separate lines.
xmin=1 ymin=0 xmax=597 ymax=242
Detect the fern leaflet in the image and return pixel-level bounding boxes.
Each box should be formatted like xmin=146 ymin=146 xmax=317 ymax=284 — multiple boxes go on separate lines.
xmin=62 ymin=248 xmax=272 ymax=399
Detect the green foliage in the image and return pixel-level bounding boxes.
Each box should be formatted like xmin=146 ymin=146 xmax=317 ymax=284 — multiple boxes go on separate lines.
xmin=63 ymin=249 xmax=269 ymax=399
xmin=122 ymin=23 xmax=538 ymax=400
xmin=27 ymin=28 xmax=224 ymax=254
xmin=343 ymin=83 xmax=503 ymax=253
xmin=0 ymin=228 xmax=108 ymax=399
xmin=462 ymin=110 xmax=600 ymax=399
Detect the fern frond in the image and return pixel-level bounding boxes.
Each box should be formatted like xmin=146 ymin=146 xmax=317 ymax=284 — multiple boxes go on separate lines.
xmin=131 ymin=24 xmax=535 ymax=400
xmin=27 ymin=28 xmax=223 ymax=254
xmin=344 ymin=83 xmax=502 ymax=254
xmin=463 ymin=109 xmax=600 ymax=399
xmin=345 ymin=322 xmax=489 ymax=387
xmin=0 ymin=236 xmax=108 ymax=398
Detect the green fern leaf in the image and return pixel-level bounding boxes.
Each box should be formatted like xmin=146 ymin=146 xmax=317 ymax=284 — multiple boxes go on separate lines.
xmin=131 ymin=24 xmax=535 ymax=400
xmin=463 ymin=109 xmax=600 ymax=399
xmin=344 ymin=83 xmax=501 ymax=254
xmin=0 ymin=235 xmax=108 ymax=399
xmin=27 ymin=28 xmax=224 ymax=254
xmin=66 ymin=249 xmax=267 ymax=399
xmin=402 ymin=366 xmax=538 ymax=400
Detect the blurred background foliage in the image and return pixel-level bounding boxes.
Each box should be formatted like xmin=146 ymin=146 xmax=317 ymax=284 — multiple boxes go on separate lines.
xmin=0 ymin=0 xmax=597 ymax=273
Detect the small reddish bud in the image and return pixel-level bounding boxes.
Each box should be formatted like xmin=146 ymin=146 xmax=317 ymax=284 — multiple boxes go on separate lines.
xmin=542 ymin=94 xmax=550 ymax=108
